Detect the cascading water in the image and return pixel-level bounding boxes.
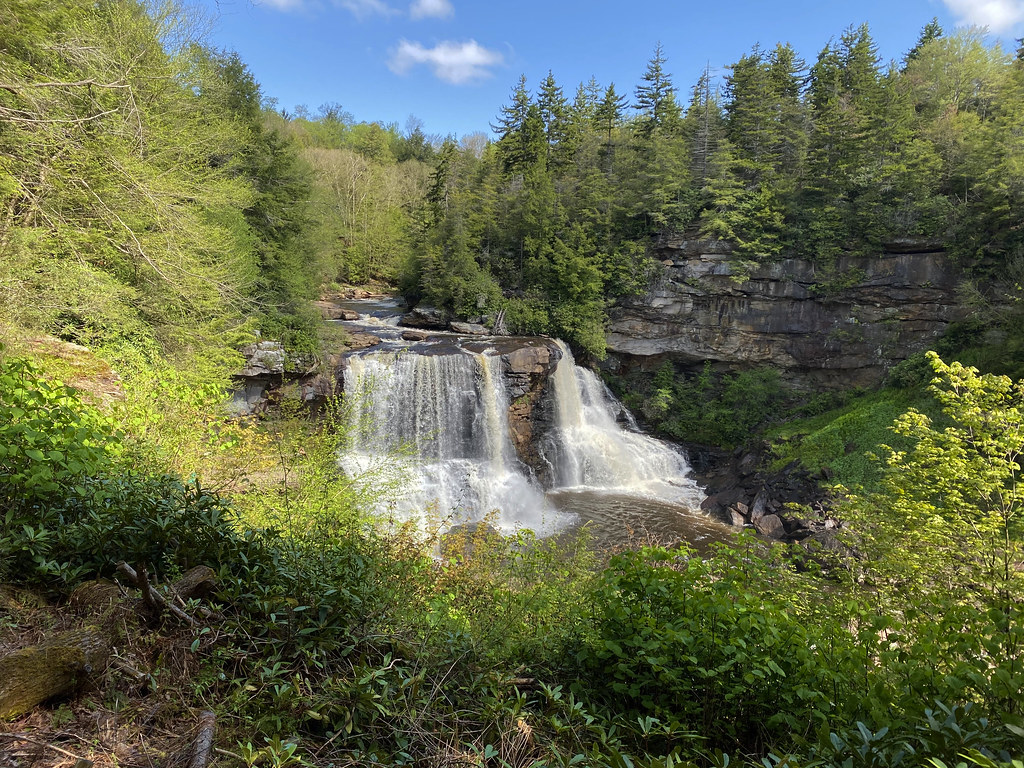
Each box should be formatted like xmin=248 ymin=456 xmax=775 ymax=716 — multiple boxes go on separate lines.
xmin=340 ymin=347 xmax=554 ymax=532
xmin=338 ymin=329 xmax=714 ymax=543
xmin=542 ymin=341 xmax=705 ymax=510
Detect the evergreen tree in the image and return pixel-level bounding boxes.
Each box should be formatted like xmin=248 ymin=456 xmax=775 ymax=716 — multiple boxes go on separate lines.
xmin=572 ymin=77 xmax=601 ymax=124
xmin=537 ymin=70 xmax=569 ymax=163
xmin=595 ymin=83 xmax=628 ymax=170
xmin=426 ymin=138 xmax=459 ymax=218
xmin=765 ymin=43 xmax=807 ymax=185
xmin=634 ymin=43 xmax=680 ymax=137
xmin=906 ymin=17 xmax=944 ymax=64
xmin=724 ymin=46 xmax=773 ymax=164
xmin=494 ymin=76 xmax=545 ymax=176
xmin=681 ymin=67 xmax=725 ymax=192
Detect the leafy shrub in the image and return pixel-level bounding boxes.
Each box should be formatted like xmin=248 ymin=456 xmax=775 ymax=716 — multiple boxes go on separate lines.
xmin=0 ymin=357 xmax=245 ymax=584
xmin=0 ymin=357 xmax=122 ymax=505
xmin=619 ymin=362 xmax=791 ymax=447
xmin=2 ymin=473 xmax=239 ymax=585
xmin=574 ymin=542 xmax=862 ymax=753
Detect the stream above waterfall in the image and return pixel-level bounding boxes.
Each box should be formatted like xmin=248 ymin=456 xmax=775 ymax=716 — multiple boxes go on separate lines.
xmin=333 ymin=299 xmax=730 ymax=550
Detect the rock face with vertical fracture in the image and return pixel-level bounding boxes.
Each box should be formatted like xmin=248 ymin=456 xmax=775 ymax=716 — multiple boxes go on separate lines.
xmin=606 ymin=238 xmax=972 ymax=389
xmin=501 ymin=339 xmax=562 ymax=480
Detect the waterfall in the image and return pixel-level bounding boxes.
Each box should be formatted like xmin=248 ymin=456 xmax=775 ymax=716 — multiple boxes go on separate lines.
xmin=542 ymin=341 xmax=704 ymax=509
xmin=340 ymin=348 xmax=553 ymax=532
xmin=339 ymin=338 xmax=704 ymax=535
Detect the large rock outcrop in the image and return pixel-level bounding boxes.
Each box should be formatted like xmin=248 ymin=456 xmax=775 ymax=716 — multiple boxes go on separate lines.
xmin=500 ymin=340 xmax=562 ymax=478
xmin=607 ymin=239 xmax=971 ymax=388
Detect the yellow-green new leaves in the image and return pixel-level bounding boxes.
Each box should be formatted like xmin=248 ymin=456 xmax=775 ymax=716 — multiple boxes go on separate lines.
xmin=0 ymin=358 xmax=123 ymax=500
xmin=846 ymin=351 xmax=1024 ymax=605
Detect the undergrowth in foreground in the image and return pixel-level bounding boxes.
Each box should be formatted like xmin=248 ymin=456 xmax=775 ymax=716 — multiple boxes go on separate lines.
xmin=1 ymin=355 xmax=1023 ymax=767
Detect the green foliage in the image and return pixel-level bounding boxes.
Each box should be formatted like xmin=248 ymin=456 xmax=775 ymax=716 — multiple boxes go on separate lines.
xmin=3 ymin=352 xmax=1024 ymax=767
xmin=0 ymin=357 xmax=122 ymax=502
xmin=576 ymin=541 xmax=859 ymax=753
xmin=618 ymin=362 xmax=790 ymax=448
xmin=767 ymin=388 xmax=940 ymax=489
xmin=844 ymin=353 xmax=1024 ymax=605
xmin=0 ymin=0 xmax=326 ymax=370
xmin=3 ymin=471 xmax=237 ymax=586
xmin=407 ymin=26 xmax=1024 ymax=360
xmin=0 ymin=356 xmax=238 ymax=584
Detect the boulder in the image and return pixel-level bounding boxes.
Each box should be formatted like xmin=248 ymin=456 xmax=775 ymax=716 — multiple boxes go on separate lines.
xmin=700 ymin=487 xmax=748 ymax=514
xmin=402 ymin=330 xmax=433 ymax=341
xmin=754 ymin=513 xmax=785 ymax=538
xmin=346 ymin=333 xmax=382 ymax=351
xmin=504 ymin=344 xmax=556 ymax=378
xmin=737 ymin=451 xmax=759 ymax=477
xmin=313 ymin=300 xmax=359 ymax=321
xmin=228 ymin=379 xmax=271 ymax=416
xmin=749 ymin=490 xmax=769 ymax=521
xmin=239 ymin=341 xmax=286 ymax=377
xmin=800 ymin=528 xmax=848 ymax=555
xmin=449 ymin=321 xmax=490 ymax=336
xmin=400 ymin=306 xmax=448 ymax=329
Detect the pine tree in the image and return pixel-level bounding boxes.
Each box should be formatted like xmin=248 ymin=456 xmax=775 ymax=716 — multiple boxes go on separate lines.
xmin=906 ymin=17 xmax=944 ymax=64
xmin=595 ymin=83 xmax=628 ymax=170
xmin=537 ymin=70 xmax=569 ymax=164
xmin=634 ymin=42 xmax=680 ymax=137
xmin=426 ymin=138 xmax=459 ymax=218
xmin=724 ymin=46 xmax=772 ymax=164
xmin=765 ymin=43 xmax=807 ymax=184
xmin=681 ymin=67 xmax=725 ymax=192
xmin=493 ymin=76 xmax=545 ymax=176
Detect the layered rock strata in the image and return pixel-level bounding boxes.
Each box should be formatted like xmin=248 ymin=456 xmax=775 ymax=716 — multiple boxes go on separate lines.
xmin=607 ymin=239 xmax=970 ymax=388
xmin=499 ymin=340 xmax=562 ymax=480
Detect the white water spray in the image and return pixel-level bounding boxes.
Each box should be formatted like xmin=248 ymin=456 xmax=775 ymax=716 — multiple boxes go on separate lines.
xmin=340 ymin=348 xmax=553 ymax=532
xmin=542 ymin=341 xmax=705 ymax=508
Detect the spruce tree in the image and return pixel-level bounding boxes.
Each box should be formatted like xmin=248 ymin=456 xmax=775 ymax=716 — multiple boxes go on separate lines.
xmin=634 ymin=42 xmax=680 ymax=137
xmin=537 ymin=70 xmax=569 ymax=164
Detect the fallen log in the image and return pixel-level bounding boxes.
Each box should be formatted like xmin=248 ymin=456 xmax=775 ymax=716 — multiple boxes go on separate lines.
xmin=0 ymin=565 xmax=218 ymax=719
xmin=187 ymin=711 xmax=217 ymax=768
xmin=0 ymin=627 xmax=110 ymax=719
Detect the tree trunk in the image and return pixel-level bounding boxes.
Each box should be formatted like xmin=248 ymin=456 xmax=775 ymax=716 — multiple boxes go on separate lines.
xmin=0 ymin=627 xmax=110 ymax=719
xmin=0 ymin=565 xmax=217 ymax=719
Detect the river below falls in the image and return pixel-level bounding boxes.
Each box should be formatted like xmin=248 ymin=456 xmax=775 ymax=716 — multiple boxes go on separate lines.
xmin=550 ymin=489 xmax=732 ymax=553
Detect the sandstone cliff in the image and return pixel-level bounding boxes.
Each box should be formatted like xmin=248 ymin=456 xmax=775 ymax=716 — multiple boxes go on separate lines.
xmin=607 ymin=239 xmax=970 ymax=388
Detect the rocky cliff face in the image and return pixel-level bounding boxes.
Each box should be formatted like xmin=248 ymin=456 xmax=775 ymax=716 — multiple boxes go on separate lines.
xmin=607 ymin=239 xmax=970 ymax=388
xmin=500 ymin=340 xmax=562 ymax=482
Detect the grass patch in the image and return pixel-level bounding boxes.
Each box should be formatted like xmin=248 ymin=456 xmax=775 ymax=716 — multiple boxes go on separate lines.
xmin=766 ymin=387 xmax=944 ymax=491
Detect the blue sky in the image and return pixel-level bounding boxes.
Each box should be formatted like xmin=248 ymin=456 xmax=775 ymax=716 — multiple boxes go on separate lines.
xmin=195 ymin=0 xmax=1024 ymax=140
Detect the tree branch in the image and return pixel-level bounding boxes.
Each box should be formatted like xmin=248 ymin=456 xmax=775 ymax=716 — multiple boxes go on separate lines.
xmin=0 ymin=78 xmax=130 ymax=93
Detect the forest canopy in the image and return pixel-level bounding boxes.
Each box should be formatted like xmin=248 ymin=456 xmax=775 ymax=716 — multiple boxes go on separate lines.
xmin=407 ymin=23 xmax=1024 ymax=357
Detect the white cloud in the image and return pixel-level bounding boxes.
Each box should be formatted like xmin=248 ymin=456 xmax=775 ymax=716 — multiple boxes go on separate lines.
xmin=337 ymin=0 xmax=396 ymax=18
xmin=389 ymin=39 xmax=502 ymax=84
xmin=941 ymin=0 xmax=1024 ymax=34
xmin=410 ymin=0 xmax=454 ymax=19
xmin=258 ymin=0 xmax=307 ymax=10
